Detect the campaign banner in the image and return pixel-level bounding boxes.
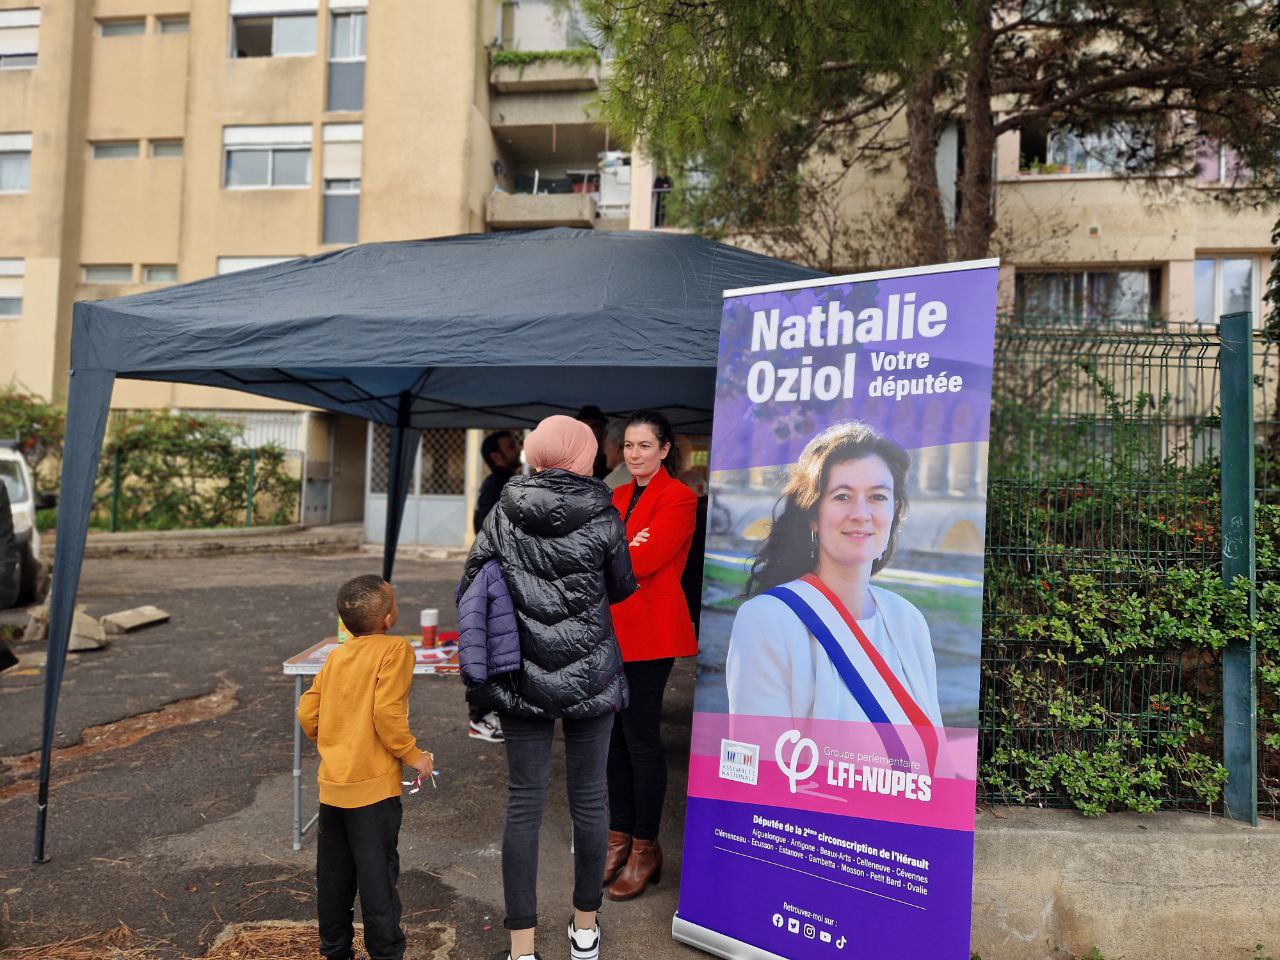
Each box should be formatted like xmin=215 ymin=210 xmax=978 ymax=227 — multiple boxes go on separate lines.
xmin=673 ymin=260 xmax=999 ymax=960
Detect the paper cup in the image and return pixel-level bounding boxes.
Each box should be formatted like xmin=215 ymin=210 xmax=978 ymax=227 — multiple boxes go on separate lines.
xmin=421 ymin=608 xmax=439 ymax=647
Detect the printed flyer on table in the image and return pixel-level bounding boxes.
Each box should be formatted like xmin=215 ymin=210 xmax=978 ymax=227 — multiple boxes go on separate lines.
xmin=673 ymin=260 xmax=999 ymax=960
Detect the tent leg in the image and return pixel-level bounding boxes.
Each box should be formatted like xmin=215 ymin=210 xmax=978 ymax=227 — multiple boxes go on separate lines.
xmin=34 ymin=368 xmax=115 ymax=863
xmin=381 ymin=393 xmax=419 ymax=583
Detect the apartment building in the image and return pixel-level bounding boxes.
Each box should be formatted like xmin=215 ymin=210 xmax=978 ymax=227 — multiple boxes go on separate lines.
xmin=992 ymin=126 xmax=1276 ymax=327
xmin=1 ymin=0 xmax=1271 ymax=544
xmin=0 ymin=0 xmax=640 ymax=544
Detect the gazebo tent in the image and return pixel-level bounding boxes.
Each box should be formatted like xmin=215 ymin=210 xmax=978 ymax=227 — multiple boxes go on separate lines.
xmin=33 ymin=227 xmax=823 ymax=859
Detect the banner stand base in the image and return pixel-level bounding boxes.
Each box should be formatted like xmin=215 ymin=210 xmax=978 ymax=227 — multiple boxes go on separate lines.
xmin=672 ymin=914 xmax=790 ymax=960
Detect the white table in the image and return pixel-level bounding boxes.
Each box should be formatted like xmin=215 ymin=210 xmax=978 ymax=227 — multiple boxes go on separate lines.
xmin=283 ymin=637 xmax=459 ymax=850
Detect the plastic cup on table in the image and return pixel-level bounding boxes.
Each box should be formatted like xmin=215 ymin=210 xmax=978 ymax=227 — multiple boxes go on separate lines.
xmin=421 ymin=608 xmax=439 ymax=647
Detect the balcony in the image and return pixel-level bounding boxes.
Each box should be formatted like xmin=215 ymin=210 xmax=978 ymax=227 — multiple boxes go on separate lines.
xmin=490 ymin=50 xmax=601 ymax=93
xmin=487 ymin=190 xmax=596 ymax=229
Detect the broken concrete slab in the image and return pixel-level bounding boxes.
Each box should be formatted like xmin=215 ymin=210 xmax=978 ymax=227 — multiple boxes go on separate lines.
xmin=24 ymin=599 xmax=49 ymax=645
xmin=69 ymin=607 xmax=110 ymax=651
xmin=101 ymin=605 xmax=170 ymax=635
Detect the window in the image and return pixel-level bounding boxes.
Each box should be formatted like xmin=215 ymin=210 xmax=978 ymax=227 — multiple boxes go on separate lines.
xmin=1195 ymin=139 xmax=1248 ymax=186
xmin=0 ymin=8 xmax=40 ymax=67
xmin=143 ymin=265 xmax=178 ymax=283
xmin=0 ymin=133 xmax=32 ymax=193
xmin=327 ymin=9 xmax=366 ymax=110
xmin=82 ymin=264 xmax=133 ymax=284
xmin=158 ymin=17 xmax=189 ymax=34
xmin=150 ymin=139 xmax=183 ymax=158
xmin=92 ymin=141 xmax=140 ymax=159
xmin=0 ymin=259 xmax=22 ymax=317
xmin=231 ymin=14 xmax=316 ymax=57
xmin=226 ymin=147 xmax=310 ymax=186
xmin=1046 ymin=126 xmax=1154 ymax=175
xmin=223 ymin=125 xmax=312 ymax=188
xmin=216 ymin=256 xmax=298 ymax=275
xmin=99 ymin=19 xmax=146 ymax=37
xmin=322 ymin=124 xmax=361 ymax=242
xmin=0 ymin=150 xmax=28 ymax=191
xmin=323 ymin=179 xmax=360 ymax=243
xmin=330 ymin=11 xmax=365 ymax=59
xmin=1194 ymin=257 xmax=1258 ymax=327
xmin=1014 ymin=268 xmax=1162 ymax=324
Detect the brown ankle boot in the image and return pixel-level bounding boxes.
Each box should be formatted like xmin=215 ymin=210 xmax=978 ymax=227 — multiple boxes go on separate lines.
xmin=605 ymin=837 xmax=662 ymax=901
xmin=603 ymin=830 xmax=632 ymax=886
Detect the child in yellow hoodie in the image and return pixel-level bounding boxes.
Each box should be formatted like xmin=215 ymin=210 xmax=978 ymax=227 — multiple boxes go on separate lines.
xmin=299 ymin=575 xmax=434 ymax=960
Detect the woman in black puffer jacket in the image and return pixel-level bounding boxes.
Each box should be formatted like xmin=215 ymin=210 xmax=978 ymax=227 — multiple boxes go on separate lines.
xmin=460 ymin=415 xmax=636 ymax=960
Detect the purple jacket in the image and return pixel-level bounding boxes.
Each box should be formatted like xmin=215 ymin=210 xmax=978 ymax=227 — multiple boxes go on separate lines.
xmin=455 ymin=558 xmax=520 ymax=687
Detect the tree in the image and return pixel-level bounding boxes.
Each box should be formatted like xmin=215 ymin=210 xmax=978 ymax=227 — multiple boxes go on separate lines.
xmin=586 ymin=0 xmax=1280 ymax=269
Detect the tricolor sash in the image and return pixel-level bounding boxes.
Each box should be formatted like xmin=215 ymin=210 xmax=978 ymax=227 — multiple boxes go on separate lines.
xmin=766 ymin=574 xmax=939 ymax=774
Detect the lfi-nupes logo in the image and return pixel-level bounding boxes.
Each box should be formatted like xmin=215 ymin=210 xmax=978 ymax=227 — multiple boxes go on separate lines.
xmin=775 ymin=730 xmax=820 ymax=793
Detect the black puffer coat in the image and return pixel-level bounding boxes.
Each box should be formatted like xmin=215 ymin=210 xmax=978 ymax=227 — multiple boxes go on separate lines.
xmin=460 ymin=469 xmax=638 ymax=720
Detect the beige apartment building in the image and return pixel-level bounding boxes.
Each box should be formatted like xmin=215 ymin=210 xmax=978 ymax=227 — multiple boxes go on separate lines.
xmin=0 ymin=0 xmax=1274 ymax=544
xmin=0 ymin=0 xmax=644 ymax=544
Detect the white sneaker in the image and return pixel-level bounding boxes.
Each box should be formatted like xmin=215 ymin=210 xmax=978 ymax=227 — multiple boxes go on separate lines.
xmin=469 ymin=712 xmax=504 ymax=743
xmin=568 ymin=920 xmax=600 ymax=960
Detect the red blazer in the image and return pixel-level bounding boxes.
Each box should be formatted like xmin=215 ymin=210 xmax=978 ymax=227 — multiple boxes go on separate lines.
xmin=610 ymin=467 xmax=698 ymax=661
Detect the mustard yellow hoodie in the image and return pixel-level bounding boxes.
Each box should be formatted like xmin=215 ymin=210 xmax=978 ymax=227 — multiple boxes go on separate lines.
xmin=297 ymin=633 xmax=424 ymax=808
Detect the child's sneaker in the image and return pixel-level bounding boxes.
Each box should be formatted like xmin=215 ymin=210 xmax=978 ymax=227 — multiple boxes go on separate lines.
xmin=567 ymin=919 xmax=600 ymax=960
xmin=469 ymin=711 xmax=505 ymax=743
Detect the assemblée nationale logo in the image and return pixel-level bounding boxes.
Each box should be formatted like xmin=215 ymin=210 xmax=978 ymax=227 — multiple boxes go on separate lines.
xmin=718 ymin=738 xmax=761 ymax=785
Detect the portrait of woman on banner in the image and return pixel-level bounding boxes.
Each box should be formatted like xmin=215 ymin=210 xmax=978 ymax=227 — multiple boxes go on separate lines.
xmin=725 ymin=421 xmax=942 ymax=741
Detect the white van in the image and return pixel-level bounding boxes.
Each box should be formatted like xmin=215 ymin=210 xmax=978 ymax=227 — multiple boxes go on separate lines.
xmin=0 ymin=443 xmax=47 ymax=602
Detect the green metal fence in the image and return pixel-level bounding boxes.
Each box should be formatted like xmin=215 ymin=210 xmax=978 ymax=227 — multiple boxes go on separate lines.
xmin=978 ymin=321 xmax=1275 ymax=818
xmin=1255 ymin=331 xmax=1279 ymax=815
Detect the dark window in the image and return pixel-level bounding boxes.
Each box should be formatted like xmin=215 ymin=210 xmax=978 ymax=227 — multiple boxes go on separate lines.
xmin=327 ymin=60 xmax=365 ymax=111
xmin=323 ymin=182 xmax=360 ymax=244
xmin=232 ymin=16 xmax=273 ymax=57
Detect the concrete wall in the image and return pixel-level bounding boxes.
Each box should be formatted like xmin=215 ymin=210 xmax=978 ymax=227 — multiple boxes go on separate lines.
xmin=972 ymin=808 xmax=1280 ymax=960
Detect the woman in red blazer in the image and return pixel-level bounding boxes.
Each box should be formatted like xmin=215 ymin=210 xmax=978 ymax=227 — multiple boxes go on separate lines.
xmin=604 ymin=409 xmax=697 ymax=901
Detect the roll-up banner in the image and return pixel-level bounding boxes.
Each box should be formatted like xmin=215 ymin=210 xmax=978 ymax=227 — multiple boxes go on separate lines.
xmin=674 ymin=260 xmax=999 ymax=960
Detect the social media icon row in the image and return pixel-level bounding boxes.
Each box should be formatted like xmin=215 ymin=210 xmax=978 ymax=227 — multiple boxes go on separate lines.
xmin=769 ymin=914 xmax=845 ymax=948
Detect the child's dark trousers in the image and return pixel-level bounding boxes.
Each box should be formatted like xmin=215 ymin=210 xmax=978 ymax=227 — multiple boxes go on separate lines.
xmin=316 ymin=796 xmax=405 ymax=960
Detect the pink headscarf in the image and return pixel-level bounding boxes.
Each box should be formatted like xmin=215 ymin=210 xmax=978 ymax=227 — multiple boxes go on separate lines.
xmin=524 ymin=415 xmax=598 ymax=476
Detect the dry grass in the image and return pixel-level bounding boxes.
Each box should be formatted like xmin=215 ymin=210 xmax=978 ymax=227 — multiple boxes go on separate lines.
xmin=203 ymin=920 xmax=364 ymax=959
xmin=0 ymin=921 xmax=166 ymax=960
xmin=0 ymin=920 xmax=366 ymax=960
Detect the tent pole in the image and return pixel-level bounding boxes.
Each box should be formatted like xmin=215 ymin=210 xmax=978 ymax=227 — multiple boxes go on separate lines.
xmin=381 ymin=392 xmax=417 ymax=583
xmin=34 ymin=367 xmax=116 ymax=863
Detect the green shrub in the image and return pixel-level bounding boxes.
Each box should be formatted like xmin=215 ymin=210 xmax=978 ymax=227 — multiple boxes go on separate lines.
xmin=93 ymin=411 xmax=299 ymax=531
xmin=0 ymin=385 xmax=65 ymax=476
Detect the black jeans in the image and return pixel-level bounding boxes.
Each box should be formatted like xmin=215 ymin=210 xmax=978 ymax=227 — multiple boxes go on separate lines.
xmin=498 ymin=710 xmax=614 ymax=930
xmin=607 ymin=657 xmax=675 ymax=841
xmin=316 ymin=796 xmax=405 ymax=960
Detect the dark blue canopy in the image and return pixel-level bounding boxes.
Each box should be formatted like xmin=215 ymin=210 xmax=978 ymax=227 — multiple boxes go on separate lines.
xmin=35 ymin=228 xmax=823 ymax=860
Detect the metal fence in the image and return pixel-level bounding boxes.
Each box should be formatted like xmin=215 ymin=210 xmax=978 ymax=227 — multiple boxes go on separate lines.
xmin=978 ymin=321 xmax=1276 ymax=818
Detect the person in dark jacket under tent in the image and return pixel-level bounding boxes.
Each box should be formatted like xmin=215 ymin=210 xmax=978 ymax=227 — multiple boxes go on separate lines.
xmin=468 ymin=429 xmax=524 ymax=744
xmin=459 ymin=415 xmax=636 ymax=960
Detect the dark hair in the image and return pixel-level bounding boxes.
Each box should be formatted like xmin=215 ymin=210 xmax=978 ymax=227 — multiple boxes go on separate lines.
xmin=480 ymin=430 xmax=515 ymax=469
xmin=745 ymin=421 xmax=910 ymax=597
xmin=625 ymin=409 xmax=680 ymax=476
xmin=337 ymin=574 xmax=392 ymax=635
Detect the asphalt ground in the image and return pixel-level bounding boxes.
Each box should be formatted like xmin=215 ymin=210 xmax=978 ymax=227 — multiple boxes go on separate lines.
xmin=0 ymin=551 xmax=704 ymax=959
